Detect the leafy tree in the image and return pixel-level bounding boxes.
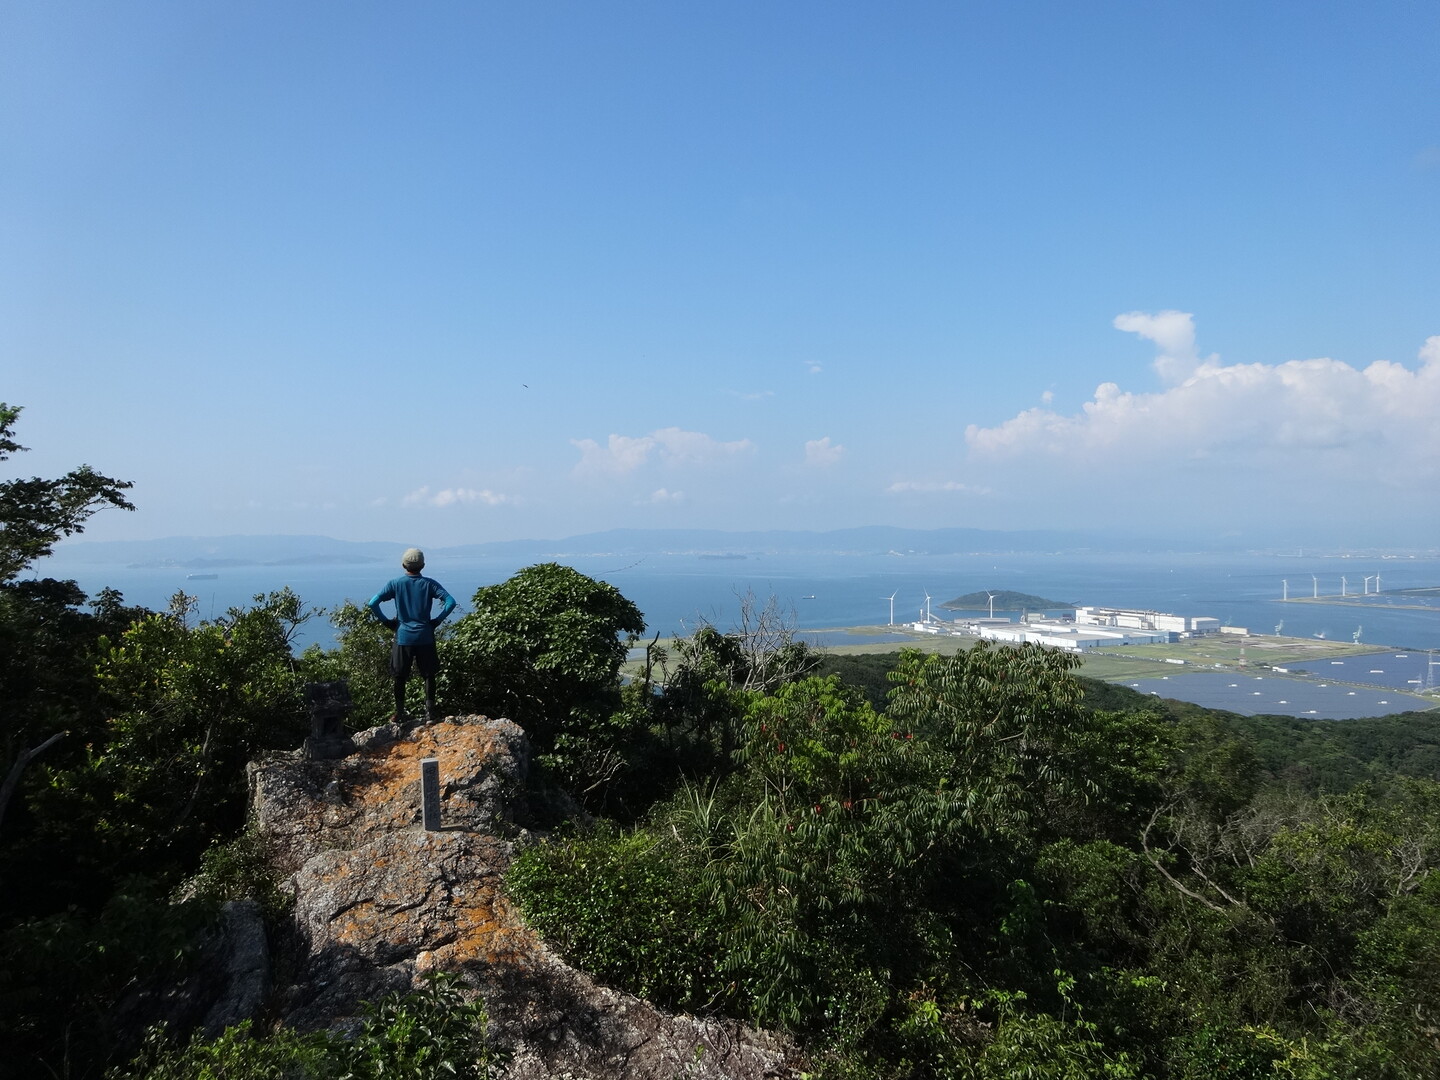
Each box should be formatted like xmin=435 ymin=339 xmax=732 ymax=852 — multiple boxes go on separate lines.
xmin=652 ymin=593 xmax=817 ymax=777
xmin=0 ymin=588 xmax=316 ymax=1078
xmin=813 ymin=651 xmax=898 ymax=711
xmin=0 ymin=403 xmax=134 ymax=584
xmin=0 ymin=405 xmax=140 ymax=869
xmin=956 ymin=981 xmax=1143 ymax=1080
xmin=652 ymin=625 xmax=762 ymax=774
xmin=0 ymin=578 xmax=111 ymax=834
xmin=714 ymin=674 xmax=930 ymax=1029
xmin=34 ymin=589 xmax=314 ymax=885
xmin=885 ymin=643 xmax=1099 ymax=842
xmin=499 ymin=633 xmax=1440 ymax=1076
xmin=445 ymin=563 xmax=645 ymax=797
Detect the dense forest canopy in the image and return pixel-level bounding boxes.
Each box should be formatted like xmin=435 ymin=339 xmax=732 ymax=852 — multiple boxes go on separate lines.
xmin=3 ymin=407 xmax=1439 ymax=1079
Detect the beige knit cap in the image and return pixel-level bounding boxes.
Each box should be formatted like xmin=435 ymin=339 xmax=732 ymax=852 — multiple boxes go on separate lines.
xmin=401 ymin=547 xmax=425 ymax=571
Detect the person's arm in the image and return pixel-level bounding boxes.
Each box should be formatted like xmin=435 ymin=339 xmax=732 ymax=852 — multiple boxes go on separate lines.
xmin=368 ymin=586 xmax=400 ymax=632
xmin=430 ymin=583 xmax=457 ymax=628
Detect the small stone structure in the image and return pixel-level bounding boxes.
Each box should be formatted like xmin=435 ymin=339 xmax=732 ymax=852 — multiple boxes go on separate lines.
xmin=302 ymin=680 xmax=355 ymax=760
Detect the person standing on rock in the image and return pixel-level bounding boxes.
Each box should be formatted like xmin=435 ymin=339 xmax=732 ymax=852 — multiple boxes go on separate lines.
xmin=367 ymin=547 xmax=456 ymax=725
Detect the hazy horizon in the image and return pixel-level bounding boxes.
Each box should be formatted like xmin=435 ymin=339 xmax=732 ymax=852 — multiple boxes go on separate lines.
xmin=52 ymin=525 xmax=1440 ymax=565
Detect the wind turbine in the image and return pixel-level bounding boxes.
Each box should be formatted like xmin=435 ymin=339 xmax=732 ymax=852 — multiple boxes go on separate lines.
xmin=883 ymin=591 xmax=897 ymax=626
xmin=1311 ymin=574 xmax=1318 ymax=598
xmin=923 ymin=590 xmax=933 ymax=624
xmin=1274 ymin=619 xmax=1284 ymax=636
xmin=1363 ymin=575 xmax=1374 ymax=595
xmin=986 ymin=591 xmax=997 ymax=619
xmin=1282 ymin=579 xmax=1289 ymax=601
xmin=1375 ymin=573 xmax=1382 ymax=595
xmin=1353 ymin=625 xmax=1363 ymax=643
xmin=1341 ymin=576 xmax=1347 ymax=597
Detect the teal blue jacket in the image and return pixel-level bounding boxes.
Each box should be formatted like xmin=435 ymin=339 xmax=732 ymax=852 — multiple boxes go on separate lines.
xmin=368 ymin=573 xmax=456 ymax=646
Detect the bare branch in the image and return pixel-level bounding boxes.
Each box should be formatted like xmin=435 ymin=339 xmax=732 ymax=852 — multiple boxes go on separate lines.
xmin=0 ymin=730 xmax=67 ymax=834
xmin=1141 ymin=806 xmax=1231 ymax=914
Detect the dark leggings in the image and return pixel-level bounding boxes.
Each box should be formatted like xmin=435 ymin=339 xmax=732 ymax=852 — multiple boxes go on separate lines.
xmin=391 ymin=643 xmax=438 ymax=720
xmin=393 ymin=674 xmax=436 ymax=720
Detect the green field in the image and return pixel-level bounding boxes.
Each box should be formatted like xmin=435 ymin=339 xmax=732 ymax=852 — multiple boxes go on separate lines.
xmin=629 ymin=625 xmax=1438 ymax=706
xmin=800 ymin=625 xmax=1425 ymax=690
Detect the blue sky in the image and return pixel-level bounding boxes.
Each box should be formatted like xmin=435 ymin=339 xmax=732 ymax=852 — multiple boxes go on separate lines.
xmin=4 ymin=1 xmax=1438 ymax=549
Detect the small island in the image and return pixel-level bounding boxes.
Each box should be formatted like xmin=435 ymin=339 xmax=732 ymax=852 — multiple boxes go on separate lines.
xmin=941 ymin=589 xmax=1073 ymax=611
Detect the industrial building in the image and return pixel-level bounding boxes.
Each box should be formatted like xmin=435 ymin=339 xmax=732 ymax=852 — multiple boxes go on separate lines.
xmin=1074 ymin=607 xmax=1220 ymax=636
xmin=970 ymin=621 xmax=1169 ymax=652
xmin=910 ymin=603 xmax=1224 ymax=653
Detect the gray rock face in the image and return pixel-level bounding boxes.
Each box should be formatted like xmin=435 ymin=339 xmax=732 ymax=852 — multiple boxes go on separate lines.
xmin=201 ymin=900 xmax=272 ymax=1037
xmin=248 ymin=715 xmax=793 ymax=1080
xmin=112 ymin=898 xmax=273 ymax=1049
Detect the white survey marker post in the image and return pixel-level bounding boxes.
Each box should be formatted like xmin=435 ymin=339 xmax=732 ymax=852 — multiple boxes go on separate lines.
xmin=420 ymin=757 xmax=442 ymax=831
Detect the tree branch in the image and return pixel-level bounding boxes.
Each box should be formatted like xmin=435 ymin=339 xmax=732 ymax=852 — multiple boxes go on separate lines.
xmin=1141 ymin=806 xmax=1231 ymax=914
xmin=0 ymin=730 xmax=67 ymax=834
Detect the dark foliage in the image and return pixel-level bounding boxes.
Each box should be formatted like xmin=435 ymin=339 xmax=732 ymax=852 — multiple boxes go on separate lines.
xmin=812 ymin=652 xmax=896 ymax=711
xmin=511 ymin=645 xmax=1440 ymax=1078
xmin=114 ymin=971 xmax=500 ymax=1079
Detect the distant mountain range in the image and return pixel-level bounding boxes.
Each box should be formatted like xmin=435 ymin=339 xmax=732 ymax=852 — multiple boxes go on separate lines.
xmin=56 ymin=526 xmax=1179 ymax=569
xmin=439 ymin=527 xmax=1121 ymax=558
xmin=54 ymin=535 xmax=398 ymax=569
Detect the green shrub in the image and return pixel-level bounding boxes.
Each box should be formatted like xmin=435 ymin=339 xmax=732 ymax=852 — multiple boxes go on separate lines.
xmin=345 ymin=972 xmax=500 ymax=1080
xmin=115 ymin=1020 xmax=334 ymax=1080
xmin=112 ymin=972 xmax=499 ymax=1080
xmin=181 ymin=828 xmax=291 ymax=921
xmin=506 ymin=824 xmax=727 ymax=1012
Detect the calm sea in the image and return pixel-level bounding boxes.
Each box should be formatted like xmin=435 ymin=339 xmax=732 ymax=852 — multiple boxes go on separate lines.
xmin=43 ymin=549 xmax=1440 ymax=654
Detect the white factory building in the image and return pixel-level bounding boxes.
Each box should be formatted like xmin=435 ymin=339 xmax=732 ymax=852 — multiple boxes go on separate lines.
xmin=1073 ymin=606 xmax=1221 ymax=636
xmin=970 ymin=621 xmax=1169 ymax=652
xmin=916 ymin=604 xmax=1224 ymax=653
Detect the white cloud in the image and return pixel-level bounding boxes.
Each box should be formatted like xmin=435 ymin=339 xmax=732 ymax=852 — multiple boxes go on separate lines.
xmin=654 ymin=427 xmax=754 ymax=464
xmin=1041 ymin=389 xmax=1054 ymax=405
xmin=730 ymin=389 xmax=775 ymax=401
xmin=966 ymin=319 xmax=1440 ymax=485
xmin=403 ymin=485 xmax=510 ymax=508
xmin=886 ymin=480 xmax=989 ymax=495
xmin=571 ymin=427 xmax=755 ymax=474
xmin=806 ymin=361 xmax=823 ymax=375
xmin=803 ymin=436 xmax=845 ymax=467
xmin=1112 ymin=309 xmax=1218 ymax=384
xmin=570 ymin=434 xmax=656 ymax=474
xmin=642 ymin=488 xmax=685 ymax=504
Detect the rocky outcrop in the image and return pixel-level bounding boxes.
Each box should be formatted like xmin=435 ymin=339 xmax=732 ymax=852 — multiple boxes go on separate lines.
xmin=247 ymin=715 xmax=794 ymax=1079
xmin=112 ymin=898 xmax=272 ymax=1047
xmin=200 ymin=900 xmax=272 ymax=1036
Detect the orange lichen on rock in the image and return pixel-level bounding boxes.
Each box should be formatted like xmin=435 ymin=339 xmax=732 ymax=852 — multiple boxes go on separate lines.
xmin=272 ymin=716 xmax=544 ymax=1001
xmin=258 ymin=714 xmax=795 ymax=1079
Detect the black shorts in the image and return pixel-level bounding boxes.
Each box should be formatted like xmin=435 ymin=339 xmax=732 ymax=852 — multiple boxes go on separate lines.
xmin=391 ymin=643 xmax=439 ymax=679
